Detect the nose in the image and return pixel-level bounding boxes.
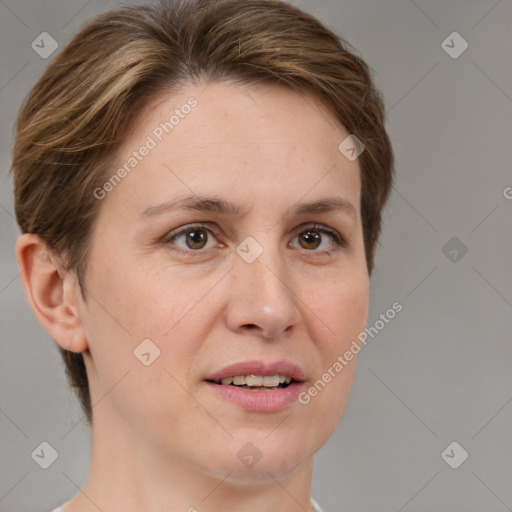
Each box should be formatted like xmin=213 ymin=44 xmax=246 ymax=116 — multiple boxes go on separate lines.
xmin=225 ymin=241 xmax=301 ymax=340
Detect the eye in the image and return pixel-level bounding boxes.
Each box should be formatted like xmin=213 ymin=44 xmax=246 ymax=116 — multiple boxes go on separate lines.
xmin=161 ymin=222 xmax=346 ymax=255
xmin=164 ymin=224 xmax=221 ymax=252
xmin=290 ymin=224 xmax=347 ymax=253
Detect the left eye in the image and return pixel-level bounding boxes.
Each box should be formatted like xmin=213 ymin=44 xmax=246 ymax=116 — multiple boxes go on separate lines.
xmin=289 ymin=224 xmax=345 ymax=252
xmin=165 ymin=223 xmax=345 ymax=253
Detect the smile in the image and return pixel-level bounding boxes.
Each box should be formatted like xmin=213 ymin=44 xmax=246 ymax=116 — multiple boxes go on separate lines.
xmin=204 ymin=361 xmax=306 ymax=412
xmin=212 ymin=374 xmax=293 ymax=390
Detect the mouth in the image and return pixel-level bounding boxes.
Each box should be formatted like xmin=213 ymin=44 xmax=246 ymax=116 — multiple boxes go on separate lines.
xmin=204 ymin=360 xmax=306 ymax=412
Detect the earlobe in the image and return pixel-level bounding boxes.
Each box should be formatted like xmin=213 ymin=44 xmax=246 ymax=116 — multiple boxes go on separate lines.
xmin=15 ymin=233 xmax=89 ymax=354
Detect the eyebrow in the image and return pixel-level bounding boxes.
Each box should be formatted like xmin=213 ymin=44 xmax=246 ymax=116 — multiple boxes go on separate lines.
xmin=139 ymin=194 xmax=357 ymax=220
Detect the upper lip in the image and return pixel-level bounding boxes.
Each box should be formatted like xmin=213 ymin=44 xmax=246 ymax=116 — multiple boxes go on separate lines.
xmin=205 ymin=360 xmax=306 ymax=382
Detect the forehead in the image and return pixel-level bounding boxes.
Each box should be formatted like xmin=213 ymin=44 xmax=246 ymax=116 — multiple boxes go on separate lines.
xmin=104 ymin=81 xmax=361 ymax=216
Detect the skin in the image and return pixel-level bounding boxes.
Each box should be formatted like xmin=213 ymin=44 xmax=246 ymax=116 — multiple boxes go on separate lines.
xmin=17 ymin=81 xmax=369 ymax=512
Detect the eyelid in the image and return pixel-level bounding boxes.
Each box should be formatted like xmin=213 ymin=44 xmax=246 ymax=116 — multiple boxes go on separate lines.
xmin=160 ymin=222 xmax=220 ymax=246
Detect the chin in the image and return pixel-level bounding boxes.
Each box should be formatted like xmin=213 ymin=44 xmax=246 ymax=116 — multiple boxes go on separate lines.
xmin=214 ymin=452 xmax=311 ymax=483
xmin=202 ymin=428 xmax=318 ymax=481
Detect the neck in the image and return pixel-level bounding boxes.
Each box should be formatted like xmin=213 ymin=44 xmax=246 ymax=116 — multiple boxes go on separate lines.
xmin=65 ymin=405 xmax=315 ymax=512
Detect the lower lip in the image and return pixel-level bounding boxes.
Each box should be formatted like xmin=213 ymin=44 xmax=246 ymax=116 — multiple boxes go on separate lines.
xmin=205 ymin=381 xmax=305 ymax=412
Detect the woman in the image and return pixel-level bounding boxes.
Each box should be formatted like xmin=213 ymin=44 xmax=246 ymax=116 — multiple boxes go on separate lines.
xmin=11 ymin=0 xmax=394 ymax=510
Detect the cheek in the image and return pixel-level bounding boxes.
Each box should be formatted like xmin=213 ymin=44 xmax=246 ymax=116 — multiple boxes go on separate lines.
xmin=310 ymin=269 xmax=369 ymax=356
xmin=88 ymin=249 xmax=208 ymax=340
xmin=81 ymin=263 xmax=209 ymax=435
xmin=80 ymin=253 xmax=199 ymax=393
xmin=303 ymin=270 xmax=368 ymax=424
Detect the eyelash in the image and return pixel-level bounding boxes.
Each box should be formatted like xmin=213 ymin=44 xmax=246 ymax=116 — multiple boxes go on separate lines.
xmin=161 ymin=222 xmax=347 ymax=256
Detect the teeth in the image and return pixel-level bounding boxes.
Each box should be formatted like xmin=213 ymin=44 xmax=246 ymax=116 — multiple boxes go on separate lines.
xmin=246 ymin=375 xmax=263 ymax=386
xmin=218 ymin=374 xmax=293 ymax=387
xmin=262 ymin=375 xmax=279 ymax=387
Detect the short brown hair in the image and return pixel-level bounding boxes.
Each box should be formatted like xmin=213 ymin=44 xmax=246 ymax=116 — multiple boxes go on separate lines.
xmin=11 ymin=0 xmax=394 ymax=424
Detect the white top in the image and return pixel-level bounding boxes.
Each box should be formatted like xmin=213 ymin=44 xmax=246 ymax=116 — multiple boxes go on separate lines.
xmin=311 ymin=497 xmax=325 ymax=511
xmin=52 ymin=498 xmax=325 ymax=511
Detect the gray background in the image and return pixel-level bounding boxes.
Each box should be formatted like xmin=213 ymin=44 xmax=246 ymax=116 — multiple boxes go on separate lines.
xmin=1 ymin=0 xmax=511 ymax=511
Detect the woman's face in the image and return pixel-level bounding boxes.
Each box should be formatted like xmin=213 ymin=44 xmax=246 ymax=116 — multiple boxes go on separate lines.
xmin=79 ymin=81 xmax=369 ymax=479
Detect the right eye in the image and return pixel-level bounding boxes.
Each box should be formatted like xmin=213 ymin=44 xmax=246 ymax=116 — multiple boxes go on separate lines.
xmin=163 ymin=223 xmax=225 ymax=253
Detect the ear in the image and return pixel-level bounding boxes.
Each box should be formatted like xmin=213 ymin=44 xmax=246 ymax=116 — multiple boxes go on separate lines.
xmin=15 ymin=233 xmax=88 ymax=353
